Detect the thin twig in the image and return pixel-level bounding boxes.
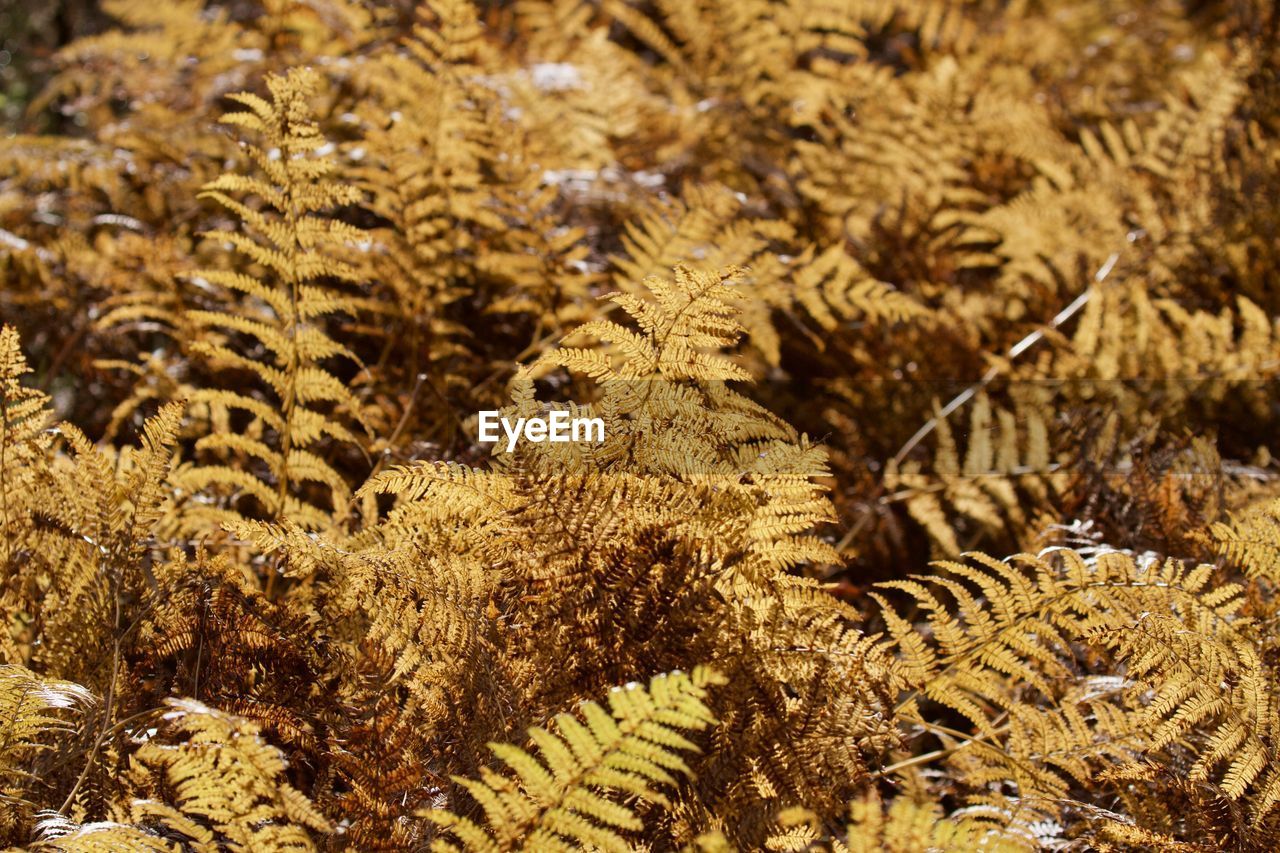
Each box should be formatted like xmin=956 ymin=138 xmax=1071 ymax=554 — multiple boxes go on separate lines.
xmin=889 ymin=252 xmax=1121 ymax=469
xmin=59 ymin=641 xmax=119 ymax=814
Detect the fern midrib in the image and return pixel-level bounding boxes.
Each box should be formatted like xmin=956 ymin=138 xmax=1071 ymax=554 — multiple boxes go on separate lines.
xmin=267 ymin=112 xmax=309 ymax=599
xmin=622 ymin=270 xmax=727 ymax=471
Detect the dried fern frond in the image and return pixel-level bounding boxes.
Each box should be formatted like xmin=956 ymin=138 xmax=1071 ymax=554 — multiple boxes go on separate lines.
xmin=428 ymin=666 xmax=723 ymax=852
xmin=352 ymin=0 xmax=521 ymax=406
xmin=1 ymin=325 xmax=55 ymax=604
xmin=768 ymin=790 xmax=1024 ymax=853
xmin=523 ymin=265 xmax=840 ymax=579
xmin=124 ymin=699 xmax=331 ymax=849
xmin=0 ymin=666 xmax=93 ymax=834
xmin=1089 ymin=608 xmax=1280 ymax=824
xmin=171 ymin=67 xmax=370 ymax=539
xmin=873 ymin=545 xmax=1280 ymax=838
xmin=545 ymin=263 xmax=754 ymax=383
xmin=26 ymin=402 xmax=184 ymax=689
xmin=886 ymin=391 xmax=1065 ymax=557
xmin=1211 ymin=498 xmax=1280 ymax=583
xmin=531 ymin=265 xmax=801 ymax=480
xmin=607 ymin=187 xmax=926 ymax=370
xmin=33 ymin=698 xmax=330 ymax=852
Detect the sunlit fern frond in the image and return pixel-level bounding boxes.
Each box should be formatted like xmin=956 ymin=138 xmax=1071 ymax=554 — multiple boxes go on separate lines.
xmin=356 ymin=458 xmax=517 ymax=546
xmin=688 ymin=584 xmax=903 ymax=834
xmin=1211 ymin=498 xmax=1280 ymax=583
xmin=1087 ymin=602 xmax=1280 ymax=825
xmin=0 ymin=666 xmax=93 ymax=834
xmin=91 ymin=698 xmax=332 ymax=851
xmin=872 ymin=548 xmax=1261 ymax=832
xmin=171 ymin=67 xmax=370 ymax=537
xmin=427 ymin=666 xmax=723 ymax=852
xmin=1 ymin=325 xmax=56 ymax=596
xmin=608 ymin=187 xmax=926 ymax=370
xmin=527 ymin=265 xmax=837 ymax=572
xmin=545 ymin=263 xmax=753 ymax=383
xmin=26 ymin=403 xmax=183 ymax=688
xmin=0 ymin=325 xmax=52 ymax=449
xmin=529 ymin=265 xmax=801 ymax=483
xmin=768 ymin=790 xmax=1024 ymax=853
xmin=610 ymin=187 xmax=741 ymax=294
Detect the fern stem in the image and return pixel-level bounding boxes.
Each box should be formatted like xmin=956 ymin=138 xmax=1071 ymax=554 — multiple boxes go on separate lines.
xmin=59 ymin=638 xmax=118 ymax=814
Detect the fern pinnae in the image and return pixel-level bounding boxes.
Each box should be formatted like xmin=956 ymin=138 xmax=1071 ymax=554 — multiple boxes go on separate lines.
xmin=428 ymin=666 xmax=723 ymax=852
xmin=172 ymin=68 xmax=370 ymax=541
xmin=2 ymin=4 xmax=1279 ymax=849
xmin=1 ymin=326 xmax=55 ymax=585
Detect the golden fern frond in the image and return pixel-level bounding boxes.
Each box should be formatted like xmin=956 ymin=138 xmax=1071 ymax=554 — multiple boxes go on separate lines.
xmin=610 ymin=188 xmax=740 ymax=293
xmin=1088 ymin=604 xmax=1280 ymax=824
xmin=1211 ymin=498 xmax=1280 ymax=583
xmin=229 ymin=512 xmax=500 ymax=723
xmin=355 ymin=0 xmax=508 ymax=379
xmin=0 ymin=326 xmax=52 ymax=447
xmin=608 ymin=187 xmax=926 ymax=370
xmin=428 ymin=666 xmax=723 ymax=852
xmin=768 ymin=790 xmax=1023 ymax=853
xmin=1079 ymin=51 xmax=1246 ymax=193
xmin=545 ymin=264 xmax=752 ymax=383
xmin=27 ymin=403 xmax=183 ymax=687
xmin=527 ymin=265 xmax=805 ymax=486
xmin=694 ymin=582 xmax=903 ymax=831
xmin=172 ymin=67 xmax=370 ymax=537
xmin=875 ymin=549 xmax=1117 ymax=721
xmin=1068 ymin=281 xmax=1280 ymax=391
xmin=0 ymin=666 xmax=93 ymax=833
xmin=1093 ymin=820 xmax=1211 ymax=853
xmin=525 ymin=265 xmax=838 ymax=572
xmin=1 ymin=325 xmax=55 ymax=596
xmin=119 ymin=698 xmax=330 ymax=850
xmin=872 ymin=548 xmax=1258 ymax=829
xmin=356 ymin=459 xmax=517 ymax=546
xmin=886 ymin=391 xmax=1065 ymax=556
